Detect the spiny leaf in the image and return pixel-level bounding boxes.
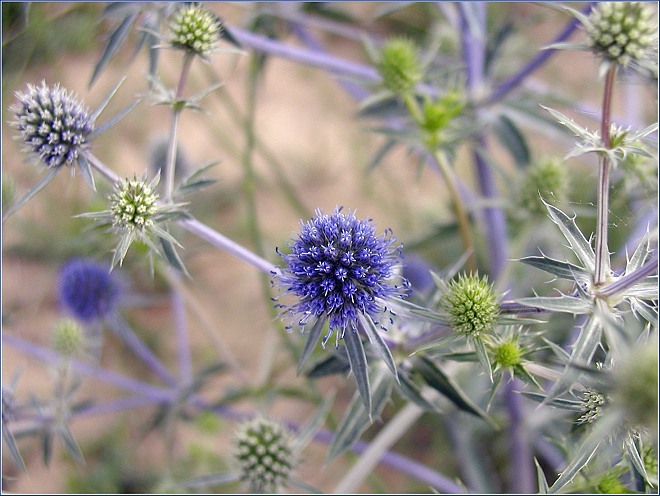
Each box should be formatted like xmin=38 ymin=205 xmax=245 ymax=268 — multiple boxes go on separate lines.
xmin=297 ymin=318 xmax=326 ymax=375
xmin=344 ymin=328 xmax=371 ymax=414
xmin=90 ymin=13 xmax=138 ymax=87
xmin=359 ymin=314 xmax=398 ymax=381
xmin=519 ymin=256 xmax=589 ymax=280
xmin=543 ymin=200 xmax=596 ymax=272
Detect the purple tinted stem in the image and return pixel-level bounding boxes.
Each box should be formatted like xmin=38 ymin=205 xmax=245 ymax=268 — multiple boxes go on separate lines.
xmin=505 ymin=376 xmax=535 ymax=493
xmin=482 ymin=3 xmax=594 ymax=106
xmin=227 ymin=25 xmax=379 ymax=82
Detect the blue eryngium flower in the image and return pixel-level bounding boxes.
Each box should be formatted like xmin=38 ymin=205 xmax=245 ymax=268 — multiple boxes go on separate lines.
xmin=58 ymin=258 xmax=119 ymax=322
xmin=275 ymin=207 xmax=409 ymax=410
xmin=277 ymin=207 xmax=409 ymax=345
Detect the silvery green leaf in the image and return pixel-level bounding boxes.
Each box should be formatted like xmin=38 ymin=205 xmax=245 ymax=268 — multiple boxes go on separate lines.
xmin=288 ymin=478 xmax=323 ymax=494
xmin=520 ymin=392 xmax=583 ymax=411
xmin=176 ymin=161 xmax=219 ymax=196
xmin=412 ymin=355 xmax=496 ymax=428
xmin=89 ymin=99 xmax=141 ymax=140
xmin=545 ymin=315 xmax=602 ymax=402
xmin=630 ymin=298 xmax=658 ymax=326
xmin=175 ymin=472 xmax=240 ymax=489
xmin=621 ymin=279 xmax=659 ymax=299
xmin=111 ymin=232 xmax=135 ymax=268
xmin=58 ymin=425 xmax=84 ymax=463
xmin=297 ymin=318 xmax=326 ymax=375
xmin=396 ymin=370 xmax=443 ymax=413
xmin=2 ymin=423 xmax=26 ymax=472
xmin=549 ymin=412 xmax=622 ymax=493
xmin=2 ymin=168 xmax=59 ymax=221
xmin=91 ymin=76 xmax=126 ymax=121
xmin=623 ymin=435 xmax=650 ymax=486
xmin=473 ymin=337 xmax=493 ymax=383
xmin=516 ymin=295 xmax=593 ymax=315
xmin=159 ymin=236 xmax=188 ymax=276
xmin=541 ymin=106 xmax=597 ymax=142
xmin=305 ymin=351 xmax=350 ymax=378
xmin=627 ymin=232 xmax=653 ymax=275
xmin=344 ymin=328 xmax=371 ymax=414
xmin=294 ymin=392 xmax=334 ymax=453
xmin=491 ymin=114 xmax=530 ymax=168
xmin=327 ymin=364 xmax=392 ymax=461
xmin=543 ymin=200 xmax=596 ymax=272
xmin=519 ymin=256 xmax=589 ymax=280
xmin=76 ymin=154 xmax=96 ymax=191
xmin=359 ymin=314 xmax=397 ymax=381
xmin=90 ymin=13 xmax=138 ymax=88
xmin=535 ymin=458 xmax=549 ymax=494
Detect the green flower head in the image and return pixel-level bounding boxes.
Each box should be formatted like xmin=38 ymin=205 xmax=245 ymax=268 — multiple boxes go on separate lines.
xmin=170 ymin=4 xmax=222 ymax=58
xmin=519 ymin=157 xmax=568 ymax=216
xmin=52 ymin=318 xmax=86 ymax=358
xmin=377 ymin=37 xmax=422 ymax=94
xmin=586 ymin=2 xmax=657 ymax=69
xmin=111 ymin=176 xmax=159 ymax=233
xmin=233 ymin=416 xmax=298 ymax=493
xmin=492 ymin=340 xmax=523 ymax=370
xmin=443 ymin=273 xmax=499 ymax=337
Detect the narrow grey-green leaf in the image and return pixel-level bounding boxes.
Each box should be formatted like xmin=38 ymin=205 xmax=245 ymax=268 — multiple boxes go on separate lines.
xmin=90 ymin=13 xmax=138 ymax=87
xmin=519 ymin=256 xmax=589 ymax=280
xmin=344 ymin=328 xmax=371 ymax=414
xmin=492 ymin=114 xmax=530 ymax=168
xmin=624 ymin=435 xmax=650 ymax=486
xmin=412 ymin=355 xmax=496 ymax=428
xmin=58 ymin=425 xmax=84 ymax=463
xmin=397 ymin=369 xmax=442 ymax=412
xmin=297 ymin=317 xmax=326 ymax=375
xmin=473 ymin=337 xmax=493 ymax=383
xmin=359 ymin=314 xmax=397 ymax=381
xmin=89 ymin=99 xmax=140 ymax=140
xmin=159 ymin=236 xmax=188 ymax=276
xmin=327 ymin=365 xmax=392 ymax=461
xmin=2 ymin=423 xmax=26 ymax=472
xmin=535 ymin=458 xmax=549 ymax=494
xmin=175 ymin=471 xmax=240 ymax=489
xmin=549 ymin=412 xmax=621 ymax=493
xmin=516 ymin=295 xmax=592 ymax=315
xmin=2 ymin=168 xmax=59 ymax=221
xmin=77 ymin=154 xmax=96 ymax=191
xmin=543 ymin=200 xmax=595 ymax=272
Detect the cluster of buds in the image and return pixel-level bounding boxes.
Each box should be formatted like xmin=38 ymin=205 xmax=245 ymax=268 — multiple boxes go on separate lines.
xmin=170 ymin=4 xmax=222 ymax=58
xmin=377 ymin=37 xmax=422 ymax=94
xmin=586 ymin=2 xmax=657 ymax=68
xmin=110 ymin=176 xmax=159 ymax=233
xmin=232 ymin=416 xmax=298 ymax=493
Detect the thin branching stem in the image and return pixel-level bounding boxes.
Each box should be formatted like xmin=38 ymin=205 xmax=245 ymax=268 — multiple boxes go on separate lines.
xmin=594 ymin=64 xmax=617 ymax=285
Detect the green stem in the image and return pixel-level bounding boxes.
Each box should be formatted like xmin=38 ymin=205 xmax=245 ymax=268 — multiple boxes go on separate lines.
xmin=401 ymin=92 xmax=476 ymax=272
xmin=594 ymin=64 xmax=617 ymax=285
xmin=164 ymin=52 xmax=194 ymax=202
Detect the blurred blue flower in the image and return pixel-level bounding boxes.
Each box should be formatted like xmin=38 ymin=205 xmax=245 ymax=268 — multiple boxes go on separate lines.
xmin=276 ymin=207 xmax=409 ymax=348
xmin=58 ymin=258 xmax=119 ymax=322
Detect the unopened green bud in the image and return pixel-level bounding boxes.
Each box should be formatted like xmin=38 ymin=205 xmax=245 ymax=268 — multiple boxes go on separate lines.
xmin=377 ymin=38 xmax=422 ymax=94
xmin=443 ymin=273 xmax=499 ymax=337
xmin=52 ymin=318 xmax=85 ymax=358
xmin=519 ymin=157 xmax=567 ymax=215
xmin=233 ymin=416 xmax=297 ymax=493
xmin=170 ymin=5 xmax=222 ymax=58
xmin=587 ymin=2 xmax=657 ymax=68
xmin=492 ymin=340 xmax=523 ymax=369
xmin=612 ymin=343 xmax=658 ymax=430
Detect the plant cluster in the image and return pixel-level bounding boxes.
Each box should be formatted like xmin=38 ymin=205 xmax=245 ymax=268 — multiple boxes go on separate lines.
xmin=2 ymin=2 xmax=657 ymax=494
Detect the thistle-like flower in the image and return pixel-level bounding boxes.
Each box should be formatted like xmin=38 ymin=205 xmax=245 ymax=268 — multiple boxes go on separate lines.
xmin=377 ymin=37 xmax=422 ymax=94
xmin=275 ymin=207 xmax=409 ymax=410
xmin=586 ymin=2 xmax=658 ymax=70
xmin=232 ymin=416 xmax=298 ymax=493
xmin=78 ymin=174 xmax=188 ymax=269
xmin=277 ymin=207 xmax=409 ymax=346
xmin=576 ymin=389 xmax=608 ymax=425
xmin=58 ymin=258 xmax=119 ymax=322
xmin=9 ymin=81 xmax=94 ymax=170
xmin=170 ymin=4 xmax=222 ymax=58
xmin=443 ymin=273 xmax=499 ymax=338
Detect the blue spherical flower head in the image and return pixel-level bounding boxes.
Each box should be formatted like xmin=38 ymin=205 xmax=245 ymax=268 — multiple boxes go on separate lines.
xmin=276 ymin=208 xmax=409 ymax=410
xmin=58 ymin=258 xmax=119 ymax=322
